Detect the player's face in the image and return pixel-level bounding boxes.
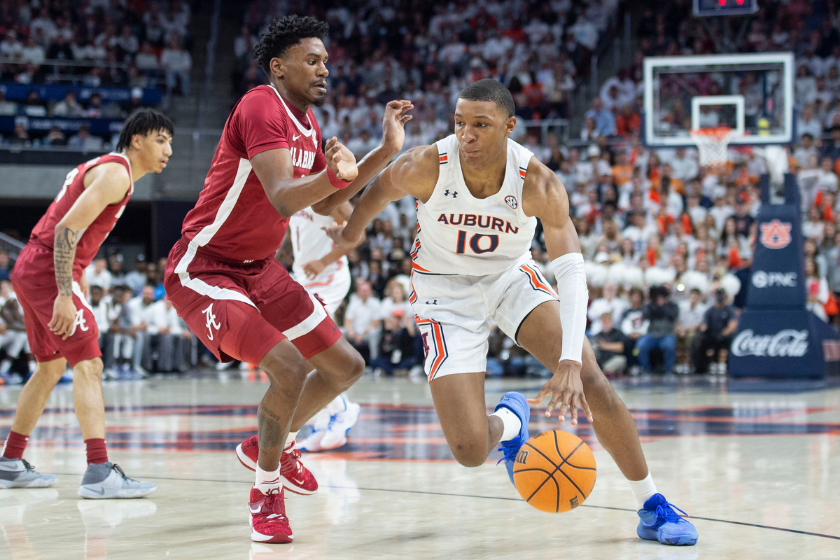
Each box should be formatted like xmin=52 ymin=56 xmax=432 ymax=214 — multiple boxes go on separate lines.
xmin=278 ymin=38 xmax=329 ymax=107
xmin=453 ymin=99 xmax=516 ymax=163
xmin=134 ymin=129 xmax=173 ymax=173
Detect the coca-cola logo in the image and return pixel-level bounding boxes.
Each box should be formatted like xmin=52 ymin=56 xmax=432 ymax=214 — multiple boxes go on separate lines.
xmin=731 ymin=329 xmax=808 ymax=357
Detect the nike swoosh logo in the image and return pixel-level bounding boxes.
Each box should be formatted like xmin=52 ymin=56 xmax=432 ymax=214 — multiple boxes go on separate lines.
xmin=249 ymin=505 xmax=263 ymax=514
xmin=89 ymin=487 xmax=106 ymax=495
xmin=292 ymin=134 xmax=301 ymax=141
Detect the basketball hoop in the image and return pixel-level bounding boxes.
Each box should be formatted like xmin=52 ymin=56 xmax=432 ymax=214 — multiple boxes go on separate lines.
xmin=690 ymin=127 xmax=734 ymax=168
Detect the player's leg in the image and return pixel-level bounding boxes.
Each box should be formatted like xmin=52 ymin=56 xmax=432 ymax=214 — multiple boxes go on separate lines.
xmin=0 ymin=358 xmax=65 ymax=489
xmin=429 ymin=371 xmax=504 ymax=466
xmin=516 ymin=301 xmax=697 ymax=545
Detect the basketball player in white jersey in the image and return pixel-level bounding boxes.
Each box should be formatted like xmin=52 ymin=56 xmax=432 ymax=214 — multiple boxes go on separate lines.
xmin=328 ymin=80 xmax=697 ymax=546
xmin=281 ymin=202 xmax=361 ymax=451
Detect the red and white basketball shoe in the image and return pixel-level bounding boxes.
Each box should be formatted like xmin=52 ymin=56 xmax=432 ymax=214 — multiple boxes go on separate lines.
xmin=236 ymin=435 xmax=318 ymax=495
xmin=249 ymin=486 xmax=293 ymax=543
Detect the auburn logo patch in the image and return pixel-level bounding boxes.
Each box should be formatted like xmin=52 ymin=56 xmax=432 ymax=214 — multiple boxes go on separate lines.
xmin=760 ymin=219 xmax=791 ymax=249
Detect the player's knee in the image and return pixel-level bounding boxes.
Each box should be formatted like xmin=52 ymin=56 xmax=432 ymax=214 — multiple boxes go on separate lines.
xmin=451 ymin=443 xmax=487 ymax=467
xmin=74 ymin=358 xmax=104 ymax=378
xmin=346 ymin=350 xmax=365 ymax=382
xmin=260 ymin=343 xmax=308 ymax=387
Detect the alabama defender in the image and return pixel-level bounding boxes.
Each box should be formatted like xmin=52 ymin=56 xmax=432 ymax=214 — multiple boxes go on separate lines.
xmin=285 ymin=203 xmax=361 ymax=452
xmin=1 ymin=109 xmax=171 ymax=499
xmin=329 ymin=80 xmax=698 ymax=546
xmin=163 ymin=16 xmax=411 ymax=543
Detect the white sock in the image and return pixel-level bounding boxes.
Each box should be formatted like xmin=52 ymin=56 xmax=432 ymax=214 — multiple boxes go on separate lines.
xmin=325 ymin=395 xmax=348 ymax=415
xmin=255 ymin=465 xmax=281 ymax=494
xmin=628 ymin=472 xmax=658 ymax=510
xmin=283 ymin=432 xmax=298 ymax=452
xmin=491 ymin=407 xmax=522 ymax=442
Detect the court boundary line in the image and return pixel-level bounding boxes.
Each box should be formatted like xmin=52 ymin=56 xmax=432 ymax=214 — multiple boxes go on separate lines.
xmin=47 ymin=472 xmax=840 ymax=542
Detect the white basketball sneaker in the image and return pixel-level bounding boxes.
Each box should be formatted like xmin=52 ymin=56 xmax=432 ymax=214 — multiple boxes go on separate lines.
xmin=319 ymin=402 xmax=361 ymax=451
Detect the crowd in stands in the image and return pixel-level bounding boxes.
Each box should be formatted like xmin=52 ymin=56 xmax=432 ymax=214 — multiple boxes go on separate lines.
xmin=234 ymin=0 xmax=622 ymax=152
xmin=0 ymin=0 xmax=193 ymax=147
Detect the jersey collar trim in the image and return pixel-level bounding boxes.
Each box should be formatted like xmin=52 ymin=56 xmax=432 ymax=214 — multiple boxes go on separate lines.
xmin=269 ymin=85 xmax=315 ymax=138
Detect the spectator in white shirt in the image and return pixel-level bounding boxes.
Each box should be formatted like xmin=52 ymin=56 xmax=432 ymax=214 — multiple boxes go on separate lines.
xmin=796 ymin=104 xmax=823 ymax=139
xmin=676 ymin=288 xmax=707 ymax=373
xmin=20 ymin=36 xmax=45 ymax=65
xmin=0 ymin=31 xmax=23 ymax=60
xmin=161 ymin=36 xmax=191 ymax=95
xmin=86 ymin=257 xmax=113 ymax=291
xmin=343 ymin=280 xmax=382 ymax=363
xmin=126 ymin=285 xmax=158 ymax=374
xmin=588 ymin=283 xmax=629 ymax=336
xmin=669 ymin=148 xmax=698 ymax=182
xmin=144 ymin=297 xmax=184 ymax=372
xmin=52 ymin=91 xmax=85 ymax=117
xmin=794 ymin=133 xmax=819 ymax=167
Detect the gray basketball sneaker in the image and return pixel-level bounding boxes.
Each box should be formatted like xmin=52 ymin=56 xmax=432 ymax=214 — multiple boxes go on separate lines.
xmin=0 ymin=457 xmax=58 ymax=488
xmin=77 ymin=462 xmax=156 ymax=499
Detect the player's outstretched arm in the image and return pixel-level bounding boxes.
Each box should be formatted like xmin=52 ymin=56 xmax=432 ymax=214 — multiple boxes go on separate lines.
xmin=50 ymin=163 xmax=132 ymax=340
xmin=300 ymin=203 xmax=360 ymax=279
xmin=313 ymin=100 xmax=413 ymax=216
xmin=326 ymin=145 xmax=438 ymax=248
xmin=521 ymin=159 xmax=593 ymax=425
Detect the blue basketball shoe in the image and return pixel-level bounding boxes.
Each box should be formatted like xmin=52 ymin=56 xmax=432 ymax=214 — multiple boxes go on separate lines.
xmin=637 ymin=493 xmax=698 ymax=546
xmin=494 ymin=392 xmax=530 ymax=484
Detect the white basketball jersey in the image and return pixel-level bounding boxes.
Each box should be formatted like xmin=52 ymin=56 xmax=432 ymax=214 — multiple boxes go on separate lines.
xmin=413 ymin=134 xmax=537 ymax=275
xmin=288 ymin=207 xmax=348 ymax=284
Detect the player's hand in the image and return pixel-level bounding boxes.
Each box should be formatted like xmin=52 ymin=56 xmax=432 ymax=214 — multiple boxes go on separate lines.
xmin=48 ymin=295 xmax=78 ymax=340
xmin=79 ymin=274 xmax=90 ymax=299
xmin=325 ymin=137 xmax=358 ymax=181
xmin=380 ymin=100 xmax=414 ymax=155
xmin=302 ymin=259 xmax=327 ymax=279
xmin=527 ymin=360 xmax=593 ymax=425
xmin=323 ymin=222 xmax=365 ymax=249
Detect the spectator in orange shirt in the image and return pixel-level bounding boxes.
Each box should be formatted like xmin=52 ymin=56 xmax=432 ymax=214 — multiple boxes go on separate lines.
xmin=615 ymin=104 xmax=641 ymax=137
xmin=612 ymin=151 xmax=634 ymax=188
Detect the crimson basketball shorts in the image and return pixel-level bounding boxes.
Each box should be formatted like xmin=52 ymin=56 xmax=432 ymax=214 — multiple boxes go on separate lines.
xmin=164 ymin=239 xmax=341 ymax=365
xmin=11 ymin=243 xmax=101 ymax=367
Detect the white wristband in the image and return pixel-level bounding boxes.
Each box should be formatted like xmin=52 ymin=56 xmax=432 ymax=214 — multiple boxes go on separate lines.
xmin=549 ymin=253 xmax=589 ymax=364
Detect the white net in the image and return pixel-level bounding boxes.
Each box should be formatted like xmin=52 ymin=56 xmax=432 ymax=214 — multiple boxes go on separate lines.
xmin=690 ymin=127 xmax=734 ymax=167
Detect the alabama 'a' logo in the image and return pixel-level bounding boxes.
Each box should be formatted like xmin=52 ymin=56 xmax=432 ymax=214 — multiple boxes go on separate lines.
xmin=505 ymin=195 xmax=518 ymax=209
xmin=760 ymin=220 xmax=791 ymax=249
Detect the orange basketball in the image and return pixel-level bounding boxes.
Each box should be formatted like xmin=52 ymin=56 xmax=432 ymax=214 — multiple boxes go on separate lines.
xmin=512 ymin=430 xmax=596 ymax=513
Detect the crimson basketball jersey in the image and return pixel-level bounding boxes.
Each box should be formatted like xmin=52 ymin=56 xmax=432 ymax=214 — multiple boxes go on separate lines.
xmin=29 ymin=152 xmax=133 ymax=269
xmin=179 ymin=84 xmax=327 ymax=263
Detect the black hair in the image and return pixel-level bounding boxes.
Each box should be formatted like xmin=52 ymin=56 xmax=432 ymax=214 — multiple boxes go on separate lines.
xmin=253 ymin=15 xmax=329 ymax=77
xmin=116 ymin=109 xmax=174 ymax=152
xmin=457 ymin=79 xmax=515 ymax=118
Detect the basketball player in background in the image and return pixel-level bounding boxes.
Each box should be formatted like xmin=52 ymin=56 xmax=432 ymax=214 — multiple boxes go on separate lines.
xmin=163 ymin=16 xmax=411 ymax=543
xmin=279 ymin=201 xmax=361 ymax=452
xmin=328 ymin=80 xmax=698 ymax=546
xmin=1 ymin=109 xmax=171 ymax=499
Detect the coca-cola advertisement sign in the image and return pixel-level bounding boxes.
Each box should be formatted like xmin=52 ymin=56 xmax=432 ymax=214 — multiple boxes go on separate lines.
xmin=731 ymin=329 xmax=809 ymax=357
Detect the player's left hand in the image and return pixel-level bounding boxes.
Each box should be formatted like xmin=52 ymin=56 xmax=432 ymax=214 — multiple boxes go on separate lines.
xmin=325 ymin=137 xmax=358 ymax=181
xmin=302 ymin=259 xmax=326 ymax=279
xmin=380 ymin=100 xmax=414 ymax=155
xmin=527 ymin=360 xmax=593 ymax=425
xmin=323 ymin=222 xmax=365 ymax=249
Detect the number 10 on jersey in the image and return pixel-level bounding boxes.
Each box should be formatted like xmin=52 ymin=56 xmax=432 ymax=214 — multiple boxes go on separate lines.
xmin=455 ymin=231 xmax=499 ymax=255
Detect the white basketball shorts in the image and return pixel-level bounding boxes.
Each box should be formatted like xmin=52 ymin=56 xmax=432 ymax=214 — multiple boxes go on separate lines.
xmin=296 ymin=266 xmax=352 ymax=321
xmin=410 ymin=259 xmax=558 ymax=381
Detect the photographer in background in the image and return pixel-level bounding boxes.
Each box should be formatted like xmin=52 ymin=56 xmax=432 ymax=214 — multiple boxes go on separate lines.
xmin=693 ymin=288 xmax=739 ymax=376
xmin=636 ymin=285 xmax=679 ymax=375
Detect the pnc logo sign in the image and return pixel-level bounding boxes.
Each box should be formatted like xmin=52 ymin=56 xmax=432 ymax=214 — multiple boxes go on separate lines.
xmin=751 ymin=271 xmax=797 ymax=288
xmin=760 ymin=220 xmax=792 ymax=249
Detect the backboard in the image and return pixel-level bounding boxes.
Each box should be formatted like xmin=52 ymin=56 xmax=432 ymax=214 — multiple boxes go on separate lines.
xmin=643 ymin=52 xmax=794 ymax=148
xmin=693 ymin=0 xmax=759 ymax=17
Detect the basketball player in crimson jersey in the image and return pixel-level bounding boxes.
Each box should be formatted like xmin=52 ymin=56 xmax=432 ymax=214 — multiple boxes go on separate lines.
xmin=1 ymin=109 xmax=171 ymax=499
xmin=163 ymin=16 xmax=411 ymax=543
xmin=329 ymin=80 xmax=697 ymax=546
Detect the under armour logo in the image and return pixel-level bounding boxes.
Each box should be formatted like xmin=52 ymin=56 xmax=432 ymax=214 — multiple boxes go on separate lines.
xmin=70 ymin=309 xmax=89 ymax=337
xmin=424 ymin=300 xmax=438 ymax=305
xmin=202 ymin=303 xmax=221 ymax=341
xmin=444 ymin=190 xmax=457 ymax=198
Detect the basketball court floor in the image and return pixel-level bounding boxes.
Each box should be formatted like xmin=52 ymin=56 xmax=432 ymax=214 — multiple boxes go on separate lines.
xmin=1 ymin=372 xmax=838 ymax=559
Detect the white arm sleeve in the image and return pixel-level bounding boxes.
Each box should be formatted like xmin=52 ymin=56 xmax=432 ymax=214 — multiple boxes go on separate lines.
xmin=549 ymin=253 xmax=589 ymax=364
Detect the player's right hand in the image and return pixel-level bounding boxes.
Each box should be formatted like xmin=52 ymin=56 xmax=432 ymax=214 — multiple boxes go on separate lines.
xmin=49 ymin=295 xmax=77 ymax=340
xmin=325 ymin=137 xmax=358 ymax=181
